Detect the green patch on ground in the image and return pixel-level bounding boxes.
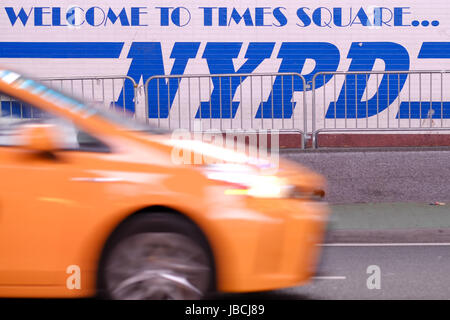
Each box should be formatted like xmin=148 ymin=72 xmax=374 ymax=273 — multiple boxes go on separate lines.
xmin=329 ymin=202 xmax=450 ymax=230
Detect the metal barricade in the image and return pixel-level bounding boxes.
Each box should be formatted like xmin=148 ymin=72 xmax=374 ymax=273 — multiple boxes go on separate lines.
xmin=144 ymin=73 xmax=308 ymax=148
xmin=5 ymin=71 xmax=450 ymax=150
xmin=39 ymin=75 xmax=139 ymax=115
xmin=0 ymin=75 xmax=139 ymax=121
xmin=312 ymin=70 xmax=450 ymax=148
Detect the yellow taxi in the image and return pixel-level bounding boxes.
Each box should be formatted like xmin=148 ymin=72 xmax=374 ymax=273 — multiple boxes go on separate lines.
xmin=0 ymin=70 xmax=329 ymax=299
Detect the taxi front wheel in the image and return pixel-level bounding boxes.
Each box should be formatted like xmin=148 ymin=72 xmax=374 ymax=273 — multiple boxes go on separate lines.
xmin=98 ymin=213 xmax=215 ymax=300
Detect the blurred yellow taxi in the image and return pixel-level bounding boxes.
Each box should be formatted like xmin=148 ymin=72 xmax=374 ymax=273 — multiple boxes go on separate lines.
xmin=0 ymin=70 xmax=329 ymax=299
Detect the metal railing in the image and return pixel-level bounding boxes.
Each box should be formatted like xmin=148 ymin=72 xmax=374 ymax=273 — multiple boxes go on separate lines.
xmin=40 ymin=75 xmax=139 ymax=113
xmin=3 ymin=71 xmax=450 ymax=149
xmin=144 ymin=73 xmax=308 ymax=148
xmin=311 ymin=70 xmax=450 ymax=148
xmin=1 ymin=75 xmax=139 ymax=120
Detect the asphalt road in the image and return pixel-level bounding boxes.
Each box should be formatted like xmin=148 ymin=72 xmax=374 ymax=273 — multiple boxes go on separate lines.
xmin=290 ymin=243 xmax=450 ymax=300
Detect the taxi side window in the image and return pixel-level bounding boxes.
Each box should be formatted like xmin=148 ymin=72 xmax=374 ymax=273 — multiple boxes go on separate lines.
xmin=0 ymin=94 xmax=109 ymax=153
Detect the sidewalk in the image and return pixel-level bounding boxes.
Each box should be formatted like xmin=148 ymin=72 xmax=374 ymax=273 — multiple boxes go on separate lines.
xmin=283 ymin=149 xmax=450 ymax=204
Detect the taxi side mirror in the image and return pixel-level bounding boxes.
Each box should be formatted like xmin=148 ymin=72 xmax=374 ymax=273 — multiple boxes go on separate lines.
xmin=19 ymin=123 xmax=60 ymax=155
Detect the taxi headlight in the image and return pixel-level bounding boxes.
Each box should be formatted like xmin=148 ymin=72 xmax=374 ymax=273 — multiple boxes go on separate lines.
xmin=203 ymin=164 xmax=292 ymax=199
